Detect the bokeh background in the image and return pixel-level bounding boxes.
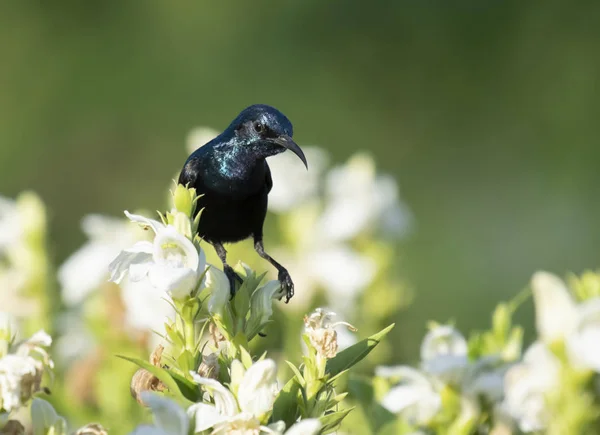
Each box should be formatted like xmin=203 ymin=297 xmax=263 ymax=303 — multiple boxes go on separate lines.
xmin=2 ymin=1 xmax=599 ymax=361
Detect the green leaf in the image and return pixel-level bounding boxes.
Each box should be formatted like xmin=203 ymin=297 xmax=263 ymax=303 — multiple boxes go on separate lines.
xmin=116 ymin=355 xmax=193 ymax=406
xmin=319 ymin=408 xmax=354 ymax=434
xmin=176 ymin=349 xmax=196 ymax=373
xmin=239 ymin=346 xmax=253 ymax=369
xmin=285 ymin=361 xmax=306 ymax=386
xmin=164 ymin=323 xmax=185 ymax=348
xmin=233 ymin=279 xmax=251 ymax=321
xmin=271 ymin=378 xmax=301 ymax=427
xmin=165 ymin=368 xmax=202 ymax=402
xmin=326 ymin=324 xmax=395 ymax=377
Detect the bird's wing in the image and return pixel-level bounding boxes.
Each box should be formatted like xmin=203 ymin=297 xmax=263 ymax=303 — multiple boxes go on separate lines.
xmin=265 ymin=162 xmax=273 ymax=193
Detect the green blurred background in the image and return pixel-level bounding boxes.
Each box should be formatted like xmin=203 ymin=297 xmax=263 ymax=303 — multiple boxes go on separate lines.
xmin=1 ymin=1 xmax=599 ymax=361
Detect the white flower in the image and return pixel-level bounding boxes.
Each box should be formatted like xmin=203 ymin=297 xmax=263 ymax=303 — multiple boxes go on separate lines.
xmin=0 ymin=354 xmax=41 ymax=412
xmin=268 ymin=146 xmax=328 ymax=213
xmin=109 ymin=212 xmax=205 ymax=300
xmin=304 ymin=308 xmax=356 ymax=359
xmin=186 ymin=127 xmax=219 ymax=154
xmin=531 ymin=271 xmax=577 ymax=344
xmin=318 ymin=154 xmax=412 ymax=242
xmin=307 ymin=246 xmax=376 ymax=308
xmin=188 ymin=359 xmax=279 ymax=433
xmin=566 ymin=297 xmax=600 ymax=371
xmin=503 ymin=342 xmax=559 ymax=432
xmin=280 ymin=419 xmax=322 ymax=435
xmin=420 ymin=325 xmax=469 ymax=384
xmin=376 ymin=365 xmax=442 ymax=425
xmin=461 ymin=355 xmax=509 ymax=403
xmin=59 ymin=214 xmax=140 ymax=306
xmin=130 ymin=393 xmax=189 ymax=435
xmin=120 ymin=278 xmax=176 ymax=335
xmin=205 ymin=267 xmax=231 ymax=319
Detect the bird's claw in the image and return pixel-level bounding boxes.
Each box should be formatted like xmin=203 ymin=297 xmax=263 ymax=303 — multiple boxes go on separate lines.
xmin=224 ymin=266 xmax=243 ymax=299
xmin=277 ymin=270 xmax=294 ymax=303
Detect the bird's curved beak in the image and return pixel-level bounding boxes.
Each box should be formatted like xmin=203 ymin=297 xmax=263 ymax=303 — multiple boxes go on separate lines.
xmin=271 ymin=135 xmax=308 ymax=169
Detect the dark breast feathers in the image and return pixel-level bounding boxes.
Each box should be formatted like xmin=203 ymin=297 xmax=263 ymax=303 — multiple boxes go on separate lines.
xmin=178 ymin=153 xmax=273 ymax=243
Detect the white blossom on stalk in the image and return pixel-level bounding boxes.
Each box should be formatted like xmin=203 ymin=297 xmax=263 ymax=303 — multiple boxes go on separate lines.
xmin=318 ymin=154 xmax=412 ymax=242
xmin=0 ymin=329 xmax=53 ymax=414
xmin=502 ymin=342 xmax=559 ymax=432
xmin=120 ymin=278 xmax=176 ymax=336
xmin=268 ymin=146 xmax=329 ymax=213
xmin=188 ymin=359 xmax=280 ymax=433
xmin=59 ymin=214 xmax=140 ymax=306
xmin=109 ymin=212 xmax=205 ymax=300
xmin=420 ymin=324 xmax=469 ymax=384
xmin=531 ymin=271 xmax=577 ymax=344
xmin=375 ymin=365 xmax=442 ymax=425
xmin=566 ymin=297 xmax=600 ymax=371
xmin=304 ymin=308 xmax=357 ymax=359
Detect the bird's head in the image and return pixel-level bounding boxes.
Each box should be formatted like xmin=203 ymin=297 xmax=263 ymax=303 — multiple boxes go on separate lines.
xmin=227 ymin=104 xmax=307 ymax=169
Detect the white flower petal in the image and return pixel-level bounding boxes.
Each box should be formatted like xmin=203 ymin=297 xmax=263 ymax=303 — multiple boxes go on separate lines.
xmin=148 ymin=264 xmax=197 ymax=299
xmin=531 ymin=271 xmax=577 ymax=343
xmin=566 ymin=297 xmax=600 ymax=371
xmin=381 ymin=384 xmax=441 ymax=423
xmin=124 ymin=211 xmax=165 ymax=234
xmin=26 ymin=330 xmax=52 ymax=347
xmin=59 ymin=242 xmax=122 ymax=305
xmin=206 ymin=266 xmax=230 ymax=317
xmin=129 ymin=261 xmax=152 ymax=282
xmin=190 ymin=373 xmax=239 ymax=416
xmin=284 ymin=419 xmax=322 ymax=435
xmin=238 ymin=359 xmax=278 ymax=416
xmin=121 ymin=278 xmax=175 ymax=332
xmin=108 ymin=247 xmax=153 ymax=284
xmin=140 ymin=392 xmax=188 ymax=435
xmin=420 ymin=325 xmax=468 ymax=362
xmin=308 ymin=246 xmax=376 ymax=305
xmin=152 ymin=226 xmax=200 ymax=271
xmin=187 ymin=403 xmax=228 ymax=433
xmin=503 ymin=342 xmax=559 ymax=432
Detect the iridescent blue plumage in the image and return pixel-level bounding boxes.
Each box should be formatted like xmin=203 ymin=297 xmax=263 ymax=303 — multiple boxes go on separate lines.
xmin=178 ymin=104 xmax=307 ymax=302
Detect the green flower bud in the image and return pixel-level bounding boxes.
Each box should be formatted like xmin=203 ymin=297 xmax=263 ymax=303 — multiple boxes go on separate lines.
xmin=171 ymin=183 xmax=197 ymax=217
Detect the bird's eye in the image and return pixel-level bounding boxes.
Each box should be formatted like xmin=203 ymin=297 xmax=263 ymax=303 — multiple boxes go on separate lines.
xmin=253 ymin=122 xmax=265 ymax=134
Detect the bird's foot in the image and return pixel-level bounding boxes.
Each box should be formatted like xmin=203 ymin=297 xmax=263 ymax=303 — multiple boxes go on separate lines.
xmin=277 ymin=270 xmax=294 ymax=303
xmin=224 ymin=265 xmax=243 ymax=298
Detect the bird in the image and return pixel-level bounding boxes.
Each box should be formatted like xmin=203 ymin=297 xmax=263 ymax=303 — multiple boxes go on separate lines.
xmin=178 ymin=104 xmax=307 ymax=303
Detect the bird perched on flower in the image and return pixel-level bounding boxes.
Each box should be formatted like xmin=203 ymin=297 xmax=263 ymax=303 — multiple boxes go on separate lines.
xmin=178 ymin=104 xmax=307 ymax=302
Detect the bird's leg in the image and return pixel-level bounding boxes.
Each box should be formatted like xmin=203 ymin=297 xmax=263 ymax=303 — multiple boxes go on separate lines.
xmin=211 ymin=241 xmax=242 ymax=298
xmin=254 ymin=238 xmax=294 ymax=303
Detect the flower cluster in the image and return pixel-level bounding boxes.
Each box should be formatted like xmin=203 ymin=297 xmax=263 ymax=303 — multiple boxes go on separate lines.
xmin=100 ymin=184 xmax=394 ymax=434
xmin=0 ymin=321 xmax=53 ymax=424
xmin=371 ymin=270 xmax=600 ymax=434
